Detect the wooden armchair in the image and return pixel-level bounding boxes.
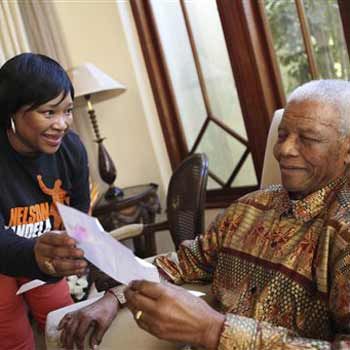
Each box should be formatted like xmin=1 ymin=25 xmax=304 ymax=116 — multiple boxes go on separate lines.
xmin=111 ymin=153 xmax=209 ymax=246
xmin=93 ymin=153 xmax=209 ymax=291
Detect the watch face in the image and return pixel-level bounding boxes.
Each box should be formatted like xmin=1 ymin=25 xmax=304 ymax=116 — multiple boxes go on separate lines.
xmin=111 ymin=285 xmax=127 ymax=304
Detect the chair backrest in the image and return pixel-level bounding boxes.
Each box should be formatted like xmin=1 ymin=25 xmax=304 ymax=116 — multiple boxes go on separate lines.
xmin=260 ymin=109 xmax=283 ymax=187
xmin=166 ymin=153 xmax=209 ymax=249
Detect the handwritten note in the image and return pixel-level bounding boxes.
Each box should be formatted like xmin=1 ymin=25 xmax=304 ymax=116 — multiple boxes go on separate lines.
xmin=56 ymin=203 xmax=160 ymax=285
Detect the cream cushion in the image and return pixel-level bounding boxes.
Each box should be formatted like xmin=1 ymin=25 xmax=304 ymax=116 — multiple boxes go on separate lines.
xmin=260 ymin=109 xmax=283 ymax=187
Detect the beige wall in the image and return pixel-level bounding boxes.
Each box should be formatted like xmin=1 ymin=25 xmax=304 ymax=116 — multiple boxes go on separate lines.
xmin=53 ymin=1 xmax=222 ymax=254
xmin=53 ymin=0 xmax=171 ymax=205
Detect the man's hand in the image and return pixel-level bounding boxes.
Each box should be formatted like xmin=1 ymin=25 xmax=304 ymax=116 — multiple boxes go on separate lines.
xmin=125 ymin=280 xmax=225 ymax=350
xmin=34 ymin=231 xmax=87 ymax=277
xmin=58 ymin=292 xmax=119 ymax=350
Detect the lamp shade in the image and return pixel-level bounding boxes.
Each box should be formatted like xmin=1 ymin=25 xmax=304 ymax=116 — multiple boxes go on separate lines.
xmin=67 ymin=63 xmax=126 ymax=97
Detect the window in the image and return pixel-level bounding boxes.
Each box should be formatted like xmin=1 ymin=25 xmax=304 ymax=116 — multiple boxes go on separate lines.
xmin=263 ymin=0 xmax=350 ymax=95
xmin=149 ymin=0 xmax=257 ymax=191
xmin=131 ymin=0 xmax=349 ymax=207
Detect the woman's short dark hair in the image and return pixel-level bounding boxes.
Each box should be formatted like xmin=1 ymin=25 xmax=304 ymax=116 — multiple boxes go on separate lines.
xmin=0 ymin=53 xmax=74 ymax=129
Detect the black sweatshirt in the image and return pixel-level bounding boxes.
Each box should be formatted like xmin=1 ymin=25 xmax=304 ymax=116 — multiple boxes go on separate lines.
xmin=0 ymin=130 xmax=90 ymax=279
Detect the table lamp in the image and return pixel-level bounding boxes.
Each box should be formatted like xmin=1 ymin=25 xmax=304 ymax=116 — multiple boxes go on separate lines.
xmin=68 ymin=63 xmax=126 ymax=200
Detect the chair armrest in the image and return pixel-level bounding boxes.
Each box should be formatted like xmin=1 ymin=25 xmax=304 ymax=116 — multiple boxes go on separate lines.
xmin=109 ymin=223 xmax=144 ymax=240
xmin=143 ymin=220 xmax=169 ymax=233
xmin=111 ymin=221 xmax=169 ymax=242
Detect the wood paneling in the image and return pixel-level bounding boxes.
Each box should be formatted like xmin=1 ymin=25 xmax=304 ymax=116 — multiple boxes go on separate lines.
xmin=131 ymin=0 xmax=284 ymax=207
xmin=338 ymin=0 xmax=350 ymax=56
xmin=217 ymin=0 xmax=284 ymax=180
xmin=130 ymin=0 xmax=188 ymax=169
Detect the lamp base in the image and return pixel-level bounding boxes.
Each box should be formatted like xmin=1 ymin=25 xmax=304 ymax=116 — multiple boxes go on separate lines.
xmin=104 ymin=186 xmax=124 ymax=200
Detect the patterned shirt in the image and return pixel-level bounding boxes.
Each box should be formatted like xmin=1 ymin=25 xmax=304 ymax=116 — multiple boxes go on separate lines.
xmin=155 ymin=176 xmax=350 ymax=349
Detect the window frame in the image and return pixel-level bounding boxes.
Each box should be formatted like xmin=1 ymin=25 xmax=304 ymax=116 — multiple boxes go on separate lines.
xmin=130 ymin=0 xmax=348 ymax=208
xmin=338 ymin=0 xmax=350 ymax=55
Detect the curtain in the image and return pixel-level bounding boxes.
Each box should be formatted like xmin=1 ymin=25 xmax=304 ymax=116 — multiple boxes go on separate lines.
xmin=0 ymin=0 xmax=30 ymax=65
xmin=0 ymin=0 xmax=71 ymax=69
xmin=18 ymin=0 xmax=71 ymax=69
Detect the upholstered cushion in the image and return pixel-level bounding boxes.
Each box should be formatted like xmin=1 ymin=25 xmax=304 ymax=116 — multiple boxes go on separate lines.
xmin=260 ymin=109 xmax=283 ymax=187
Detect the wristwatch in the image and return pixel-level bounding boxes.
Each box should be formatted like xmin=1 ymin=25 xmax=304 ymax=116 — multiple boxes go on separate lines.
xmin=108 ymin=285 xmax=127 ymax=305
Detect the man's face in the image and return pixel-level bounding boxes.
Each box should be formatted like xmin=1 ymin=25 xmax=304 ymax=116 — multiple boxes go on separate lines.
xmin=273 ymin=99 xmax=350 ymax=199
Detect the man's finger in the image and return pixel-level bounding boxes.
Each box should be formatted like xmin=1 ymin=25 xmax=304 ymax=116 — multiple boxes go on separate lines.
xmin=58 ymin=313 xmax=72 ymax=330
xmin=89 ymin=322 xmax=108 ymax=349
xmin=74 ymin=318 xmax=95 ymax=349
xmin=128 ymin=280 xmax=164 ymax=299
xmin=137 ymin=314 xmax=152 ymax=334
xmin=125 ymin=288 xmax=157 ymax=314
xmin=61 ymin=317 xmax=79 ymax=349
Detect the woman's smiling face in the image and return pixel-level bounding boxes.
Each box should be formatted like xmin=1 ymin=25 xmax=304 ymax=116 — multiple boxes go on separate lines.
xmin=8 ymin=92 xmax=74 ymax=155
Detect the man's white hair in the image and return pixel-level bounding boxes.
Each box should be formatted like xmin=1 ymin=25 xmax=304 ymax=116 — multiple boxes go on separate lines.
xmin=288 ymin=79 xmax=350 ymax=137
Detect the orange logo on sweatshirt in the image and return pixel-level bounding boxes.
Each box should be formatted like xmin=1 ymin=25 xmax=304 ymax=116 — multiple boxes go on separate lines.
xmin=37 ymin=175 xmax=70 ymax=229
xmin=7 ymin=176 xmax=70 ymax=238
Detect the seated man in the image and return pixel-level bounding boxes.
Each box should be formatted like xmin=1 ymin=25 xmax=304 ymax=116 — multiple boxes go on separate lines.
xmin=60 ymin=79 xmax=350 ymax=349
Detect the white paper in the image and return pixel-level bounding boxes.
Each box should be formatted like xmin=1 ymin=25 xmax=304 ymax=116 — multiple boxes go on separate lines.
xmin=56 ymin=203 xmax=160 ymax=285
xmin=16 ymin=279 xmax=46 ymax=295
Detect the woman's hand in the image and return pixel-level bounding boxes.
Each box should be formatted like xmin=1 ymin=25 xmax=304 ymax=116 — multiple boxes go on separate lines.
xmin=58 ymin=292 xmax=119 ymax=349
xmin=34 ymin=231 xmax=87 ymax=277
xmin=125 ymin=280 xmax=225 ymax=350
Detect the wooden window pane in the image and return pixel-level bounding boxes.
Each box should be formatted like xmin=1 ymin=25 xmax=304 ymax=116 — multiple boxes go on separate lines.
xmin=264 ymin=0 xmax=311 ymax=95
xmin=150 ymin=0 xmax=256 ymax=191
xmin=303 ymin=0 xmax=350 ymax=79
xmin=232 ymin=154 xmax=258 ymax=187
xmin=150 ymin=0 xmax=206 ymax=149
xmin=208 ymin=176 xmax=220 ymax=190
xmin=184 ymin=0 xmax=247 ymax=138
xmin=196 ymin=121 xmax=257 ymax=186
xmin=131 ymin=0 xmax=285 ymax=206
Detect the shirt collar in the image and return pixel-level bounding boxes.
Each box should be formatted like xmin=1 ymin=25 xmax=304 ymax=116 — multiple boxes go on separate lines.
xmin=277 ymin=176 xmax=347 ymax=222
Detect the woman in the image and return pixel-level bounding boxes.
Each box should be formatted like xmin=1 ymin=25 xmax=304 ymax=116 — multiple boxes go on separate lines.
xmin=0 ymin=53 xmax=90 ymax=350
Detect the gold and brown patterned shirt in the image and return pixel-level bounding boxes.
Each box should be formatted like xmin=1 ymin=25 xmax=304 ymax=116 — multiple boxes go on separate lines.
xmin=156 ymin=176 xmax=350 ymax=349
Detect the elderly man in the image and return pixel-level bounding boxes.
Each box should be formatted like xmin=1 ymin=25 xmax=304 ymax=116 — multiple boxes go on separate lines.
xmin=125 ymin=79 xmax=350 ymax=349
xmin=61 ymin=79 xmax=350 ymax=349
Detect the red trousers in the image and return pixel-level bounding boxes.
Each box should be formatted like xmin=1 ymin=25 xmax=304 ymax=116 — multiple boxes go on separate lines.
xmin=0 ymin=274 xmax=73 ymax=350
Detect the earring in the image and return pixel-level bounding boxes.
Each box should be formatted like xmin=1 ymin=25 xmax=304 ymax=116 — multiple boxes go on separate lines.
xmin=10 ymin=117 xmax=16 ymax=134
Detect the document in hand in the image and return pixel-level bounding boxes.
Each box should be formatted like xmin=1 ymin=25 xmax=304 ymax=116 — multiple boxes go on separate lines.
xmin=56 ymin=203 xmax=160 ymax=285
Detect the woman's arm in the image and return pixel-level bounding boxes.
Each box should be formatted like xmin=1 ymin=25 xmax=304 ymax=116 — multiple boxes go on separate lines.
xmin=0 ymin=225 xmax=44 ymax=278
xmin=69 ymin=135 xmax=90 ymax=213
xmin=0 ymin=219 xmax=87 ymax=279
